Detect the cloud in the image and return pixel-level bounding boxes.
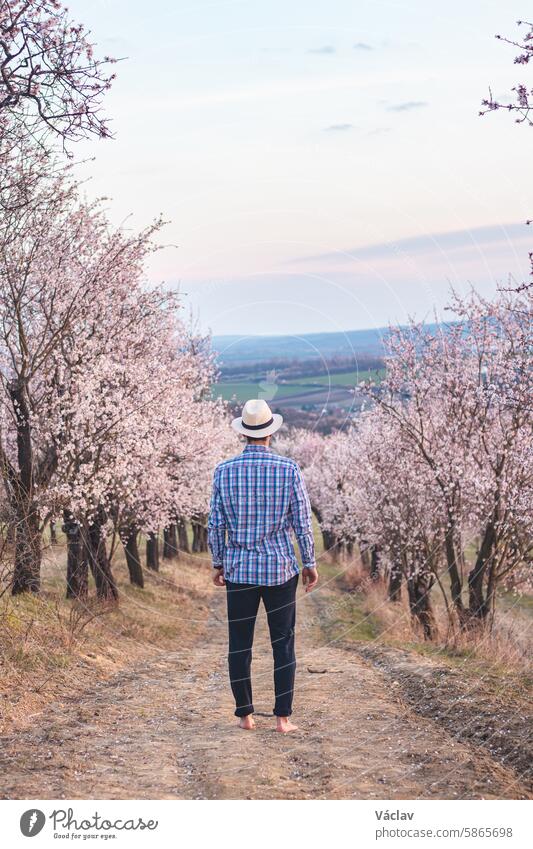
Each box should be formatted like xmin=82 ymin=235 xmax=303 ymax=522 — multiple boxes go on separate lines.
xmin=353 ymin=42 xmax=373 ymax=51
xmin=324 ymin=123 xmax=354 ymax=132
xmin=291 ymin=221 xmax=531 ymax=266
xmin=386 ymin=100 xmax=428 ymax=112
xmin=307 ymin=45 xmax=336 ymax=54
xmin=367 ymin=127 xmax=391 ymax=136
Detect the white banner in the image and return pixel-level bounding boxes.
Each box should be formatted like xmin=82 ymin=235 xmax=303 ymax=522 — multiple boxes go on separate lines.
xmin=1 ymin=799 xmax=530 ymax=848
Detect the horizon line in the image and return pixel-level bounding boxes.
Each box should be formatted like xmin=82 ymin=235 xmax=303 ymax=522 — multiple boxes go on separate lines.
xmin=211 ymin=318 xmax=452 ymax=341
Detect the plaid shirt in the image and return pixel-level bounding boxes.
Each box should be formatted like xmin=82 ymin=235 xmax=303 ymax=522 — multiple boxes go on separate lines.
xmin=208 ymin=444 xmax=316 ymax=585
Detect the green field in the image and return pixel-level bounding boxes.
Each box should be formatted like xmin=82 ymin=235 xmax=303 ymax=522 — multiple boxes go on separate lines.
xmin=212 ymin=368 xmax=384 ymax=402
xmin=292 ymin=368 xmax=383 ymax=386
xmin=213 ymin=381 xmax=304 ymax=401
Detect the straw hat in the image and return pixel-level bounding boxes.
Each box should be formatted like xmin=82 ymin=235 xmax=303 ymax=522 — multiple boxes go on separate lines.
xmin=231 ymin=399 xmax=283 ymax=438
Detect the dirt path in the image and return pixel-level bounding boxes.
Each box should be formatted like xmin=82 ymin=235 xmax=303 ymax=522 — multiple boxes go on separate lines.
xmin=0 ymin=584 xmax=529 ymax=800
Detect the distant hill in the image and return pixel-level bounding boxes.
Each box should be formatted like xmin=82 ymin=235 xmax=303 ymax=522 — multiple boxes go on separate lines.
xmin=212 ymin=322 xmax=452 ymax=365
xmin=212 ymin=327 xmax=390 ymax=364
xmin=211 ymin=323 xmax=451 ymax=433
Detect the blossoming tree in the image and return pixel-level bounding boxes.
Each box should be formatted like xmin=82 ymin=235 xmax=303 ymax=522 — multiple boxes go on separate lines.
xmin=0 ymin=0 xmax=116 ymax=143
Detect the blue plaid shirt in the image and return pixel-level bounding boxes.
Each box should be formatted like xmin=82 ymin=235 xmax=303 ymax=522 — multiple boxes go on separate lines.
xmin=207 ymin=444 xmax=316 ymax=585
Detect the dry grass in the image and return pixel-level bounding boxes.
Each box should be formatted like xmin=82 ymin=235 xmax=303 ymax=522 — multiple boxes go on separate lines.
xmin=339 ymin=558 xmax=532 ymax=677
xmin=0 ymin=543 xmax=211 ymax=733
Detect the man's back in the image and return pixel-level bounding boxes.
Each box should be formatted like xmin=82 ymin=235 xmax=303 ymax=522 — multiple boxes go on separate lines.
xmin=208 ymin=443 xmax=315 ymax=585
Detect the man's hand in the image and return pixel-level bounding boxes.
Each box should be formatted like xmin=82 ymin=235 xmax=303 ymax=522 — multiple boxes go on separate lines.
xmin=213 ymin=567 xmax=226 ymax=587
xmin=302 ymin=566 xmax=318 ymax=593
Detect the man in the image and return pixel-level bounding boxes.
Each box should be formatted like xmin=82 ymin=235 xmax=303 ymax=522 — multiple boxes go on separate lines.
xmin=208 ymin=398 xmax=319 ymax=733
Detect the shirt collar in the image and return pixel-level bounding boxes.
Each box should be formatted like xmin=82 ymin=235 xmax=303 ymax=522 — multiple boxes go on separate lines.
xmin=243 ymin=444 xmax=271 ymax=454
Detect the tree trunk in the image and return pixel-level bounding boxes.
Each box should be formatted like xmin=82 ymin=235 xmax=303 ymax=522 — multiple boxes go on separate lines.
xmin=192 ymin=521 xmax=208 ymax=553
xmin=146 ymin=532 xmax=160 ymax=572
xmin=5 ymin=521 xmax=15 ymax=545
xmin=370 ymin=546 xmax=381 ymax=582
xmin=468 ymin=506 xmax=498 ymax=623
xmin=63 ymin=513 xmax=88 ymax=600
xmin=86 ymin=512 xmax=118 ymax=602
xmin=9 ymin=378 xmax=42 ymax=595
xmin=321 ymin=529 xmax=331 ymax=553
xmin=388 ymin=564 xmax=402 ymax=601
xmin=163 ymin=524 xmax=178 ymax=560
xmin=406 ymin=572 xmax=436 ymax=640
xmin=192 ymin=521 xmax=201 ymax=552
xmin=12 ymin=508 xmax=41 ymax=595
xmin=485 ymin=561 xmax=498 ymax=626
xmin=467 ymin=561 xmax=488 ymax=621
xmin=444 ymin=523 xmax=465 ymax=620
xmin=321 ymin=528 xmax=339 ymax=556
xmin=176 ymin=516 xmax=190 ymax=553
xmin=359 ymin=542 xmax=371 ymax=572
xmin=50 ymin=521 xmax=58 ymax=545
xmin=123 ymin=526 xmax=144 ymax=588
xmin=467 ymin=521 xmax=496 ymax=621
xmin=313 ymin=508 xmax=338 ymax=557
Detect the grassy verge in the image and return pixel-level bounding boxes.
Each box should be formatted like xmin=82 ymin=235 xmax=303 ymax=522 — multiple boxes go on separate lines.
xmin=307 ymin=558 xmax=381 ymax=644
xmin=0 ymin=543 xmax=211 ymax=733
xmin=314 ymin=555 xmax=531 ymax=688
xmin=314 ymin=556 xmax=532 ymax=788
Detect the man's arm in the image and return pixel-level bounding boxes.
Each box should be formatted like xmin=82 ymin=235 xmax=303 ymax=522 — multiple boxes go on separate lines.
xmin=289 ymin=464 xmax=318 ymax=591
xmin=207 ymin=476 xmax=226 ymax=581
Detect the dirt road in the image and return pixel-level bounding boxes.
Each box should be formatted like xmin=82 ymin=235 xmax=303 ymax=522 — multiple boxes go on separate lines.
xmin=0 ymin=582 xmax=529 ymax=800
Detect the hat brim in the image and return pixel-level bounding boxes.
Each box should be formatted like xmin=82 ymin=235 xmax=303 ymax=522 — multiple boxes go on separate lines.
xmin=231 ymin=412 xmax=283 ymax=438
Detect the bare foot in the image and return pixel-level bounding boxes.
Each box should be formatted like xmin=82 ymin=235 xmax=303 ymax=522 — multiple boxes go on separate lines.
xmin=238 ymin=715 xmax=256 ymax=731
xmin=276 ymin=717 xmax=299 ymax=733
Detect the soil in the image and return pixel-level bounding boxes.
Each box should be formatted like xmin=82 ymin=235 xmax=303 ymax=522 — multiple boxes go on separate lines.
xmin=0 ymin=576 xmax=530 ymax=800
xmin=353 ymin=643 xmax=532 ymax=787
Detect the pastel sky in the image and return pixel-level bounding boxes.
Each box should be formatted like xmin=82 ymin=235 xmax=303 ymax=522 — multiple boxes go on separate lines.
xmin=72 ymin=0 xmax=533 ymax=335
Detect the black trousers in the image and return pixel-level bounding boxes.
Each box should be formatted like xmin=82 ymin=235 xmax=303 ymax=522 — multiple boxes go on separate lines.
xmin=225 ymin=574 xmax=298 ymax=717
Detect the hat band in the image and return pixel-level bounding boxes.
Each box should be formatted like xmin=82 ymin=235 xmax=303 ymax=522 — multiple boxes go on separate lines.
xmin=242 ymin=416 xmax=274 ymax=431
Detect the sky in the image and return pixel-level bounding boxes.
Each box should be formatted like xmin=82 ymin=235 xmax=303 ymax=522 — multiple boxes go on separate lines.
xmin=72 ymin=0 xmax=533 ymax=336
